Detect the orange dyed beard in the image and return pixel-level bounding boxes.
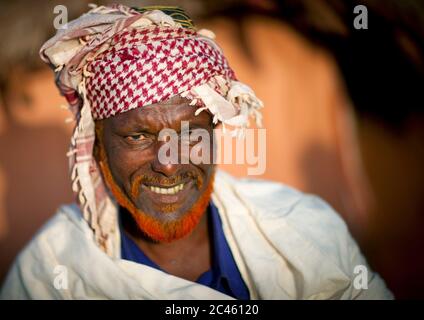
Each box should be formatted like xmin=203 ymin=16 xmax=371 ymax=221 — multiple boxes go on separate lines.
xmin=95 ymin=129 xmax=214 ymax=243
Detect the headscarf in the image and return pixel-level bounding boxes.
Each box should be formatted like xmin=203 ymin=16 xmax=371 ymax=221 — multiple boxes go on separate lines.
xmin=40 ymin=4 xmax=263 ymax=256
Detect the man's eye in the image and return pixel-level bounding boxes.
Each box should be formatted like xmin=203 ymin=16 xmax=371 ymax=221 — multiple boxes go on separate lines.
xmin=124 ymin=134 xmax=146 ymax=143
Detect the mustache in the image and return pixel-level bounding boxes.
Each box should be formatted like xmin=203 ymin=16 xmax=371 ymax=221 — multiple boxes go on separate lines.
xmin=130 ymin=171 xmax=204 ymax=198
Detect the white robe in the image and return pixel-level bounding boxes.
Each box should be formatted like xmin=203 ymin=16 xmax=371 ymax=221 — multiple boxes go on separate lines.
xmin=0 ymin=171 xmax=393 ymax=299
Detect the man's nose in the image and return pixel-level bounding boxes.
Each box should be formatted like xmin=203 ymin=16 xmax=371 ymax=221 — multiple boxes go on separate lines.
xmin=151 ymin=140 xmax=180 ymax=177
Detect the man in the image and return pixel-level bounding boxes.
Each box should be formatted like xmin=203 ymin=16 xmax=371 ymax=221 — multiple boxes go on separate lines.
xmin=1 ymin=5 xmax=392 ymax=299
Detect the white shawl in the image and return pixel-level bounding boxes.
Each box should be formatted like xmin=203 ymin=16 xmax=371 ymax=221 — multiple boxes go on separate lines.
xmin=0 ymin=171 xmax=393 ymax=299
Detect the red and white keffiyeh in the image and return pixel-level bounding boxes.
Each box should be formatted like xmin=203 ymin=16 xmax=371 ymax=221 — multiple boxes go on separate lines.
xmin=40 ymin=4 xmax=263 ymax=255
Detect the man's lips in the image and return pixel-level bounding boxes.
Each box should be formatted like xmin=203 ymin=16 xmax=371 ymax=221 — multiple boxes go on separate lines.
xmin=145 ymin=182 xmax=185 ymax=195
xmin=140 ymin=180 xmax=195 ymax=204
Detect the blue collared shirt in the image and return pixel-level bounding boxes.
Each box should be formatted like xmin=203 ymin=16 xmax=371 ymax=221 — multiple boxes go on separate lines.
xmin=119 ymin=202 xmax=250 ymax=300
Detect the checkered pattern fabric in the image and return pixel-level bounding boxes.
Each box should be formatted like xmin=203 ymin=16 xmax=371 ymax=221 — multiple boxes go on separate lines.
xmin=86 ymin=26 xmax=236 ymax=119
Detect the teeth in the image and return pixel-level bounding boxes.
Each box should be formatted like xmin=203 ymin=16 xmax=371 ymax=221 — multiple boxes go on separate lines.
xmin=149 ymin=183 xmax=185 ymax=195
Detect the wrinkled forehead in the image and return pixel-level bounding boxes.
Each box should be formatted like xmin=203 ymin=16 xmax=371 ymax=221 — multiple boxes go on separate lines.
xmin=100 ymin=94 xmax=212 ymax=132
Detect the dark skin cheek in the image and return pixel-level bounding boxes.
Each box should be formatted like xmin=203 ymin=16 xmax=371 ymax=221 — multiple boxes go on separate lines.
xmin=104 ymin=137 xmax=154 ymax=192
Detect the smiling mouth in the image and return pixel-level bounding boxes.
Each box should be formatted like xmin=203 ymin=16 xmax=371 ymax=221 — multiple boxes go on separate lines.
xmin=144 ymin=182 xmax=185 ymax=195
xmin=140 ymin=181 xmax=194 ymax=205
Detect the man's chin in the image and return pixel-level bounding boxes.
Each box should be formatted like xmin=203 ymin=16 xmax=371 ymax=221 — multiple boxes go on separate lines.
xmin=127 ymin=178 xmax=214 ymax=243
xmin=135 ymin=201 xmax=184 ymax=217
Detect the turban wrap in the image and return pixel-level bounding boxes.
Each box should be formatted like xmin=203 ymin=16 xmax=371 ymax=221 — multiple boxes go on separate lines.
xmin=39 ymin=4 xmax=263 ymax=255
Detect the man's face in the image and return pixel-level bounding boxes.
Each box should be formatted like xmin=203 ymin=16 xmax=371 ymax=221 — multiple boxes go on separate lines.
xmin=95 ymin=95 xmax=215 ymax=242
